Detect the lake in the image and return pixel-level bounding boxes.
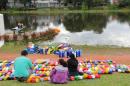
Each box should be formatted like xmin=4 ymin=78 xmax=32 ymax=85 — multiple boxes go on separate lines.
xmin=0 ymin=13 xmax=130 ymax=47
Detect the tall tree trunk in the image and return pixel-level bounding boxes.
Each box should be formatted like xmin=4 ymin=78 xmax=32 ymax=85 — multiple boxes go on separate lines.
xmin=24 ymin=3 xmax=26 ymax=8
xmin=34 ymin=0 xmax=36 ymax=7
xmin=14 ymin=0 xmax=16 ymax=8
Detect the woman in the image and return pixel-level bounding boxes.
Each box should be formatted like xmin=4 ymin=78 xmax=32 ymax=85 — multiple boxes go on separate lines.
xmin=67 ymin=53 xmax=79 ymax=76
xmin=50 ymin=59 xmax=68 ymax=84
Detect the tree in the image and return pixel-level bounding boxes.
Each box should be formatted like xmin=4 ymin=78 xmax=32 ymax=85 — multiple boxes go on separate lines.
xmin=32 ymin=0 xmax=36 ymax=7
xmin=12 ymin=0 xmax=18 ymax=8
xmin=57 ymin=0 xmax=61 ymax=7
xmin=82 ymin=0 xmax=107 ymax=9
xmin=93 ymin=0 xmax=103 ymax=6
xmin=19 ymin=0 xmax=31 ymax=8
xmin=118 ymin=0 xmax=130 ymax=7
xmin=0 ymin=0 xmax=8 ymax=10
xmin=64 ymin=0 xmax=82 ymax=7
xmin=82 ymin=0 xmax=93 ymax=9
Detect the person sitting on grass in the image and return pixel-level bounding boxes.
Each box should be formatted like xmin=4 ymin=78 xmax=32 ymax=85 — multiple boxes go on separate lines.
xmin=50 ymin=59 xmax=68 ymax=84
xmin=13 ymin=50 xmax=33 ymax=82
xmin=27 ymin=42 xmax=35 ymax=49
xmin=67 ymin=53 xmax=79 ymax=76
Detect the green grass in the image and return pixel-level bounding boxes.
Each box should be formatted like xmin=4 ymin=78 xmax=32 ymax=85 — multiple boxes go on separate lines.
xmin=0 ymin=73 xmax=130 ymax=86
xmin=0 ymin=42 xmax=25 ymax=53
xmin=1 ymin=42 xmax=130 ymax=55
xmin=1 ymin=8 xmax=130 ymax=14
xmin=72 ymin=45 xmax=130 ymax=55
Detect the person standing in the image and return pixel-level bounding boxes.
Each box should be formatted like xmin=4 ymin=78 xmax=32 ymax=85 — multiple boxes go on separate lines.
xmin=17 ymin=22 xmax=24 ymax=29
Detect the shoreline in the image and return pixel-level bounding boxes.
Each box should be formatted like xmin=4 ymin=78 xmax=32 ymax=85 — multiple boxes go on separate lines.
xmin=1 ymin=9 xmax=130 ymax=14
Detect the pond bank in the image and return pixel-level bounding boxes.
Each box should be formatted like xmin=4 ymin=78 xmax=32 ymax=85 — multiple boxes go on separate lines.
xmin=1 ymin=9 xmax=130 ymax=14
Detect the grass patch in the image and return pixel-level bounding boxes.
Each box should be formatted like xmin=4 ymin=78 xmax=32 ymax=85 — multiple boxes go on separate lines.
xmin=1 ymin=8 xmax=130 ymax=14
xmin=1 ymin=42 xmax=130 ymax=55
xmin=0 ymin=42 xmax=26 ymax=53
xmin=71 ymin=45 xmax=130 ymax=55
xmin=0 ymin=73 xmax=130 ymax=86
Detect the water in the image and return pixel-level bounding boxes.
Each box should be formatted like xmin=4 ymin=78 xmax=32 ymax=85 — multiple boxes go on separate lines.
xmin=1 ymin=13 xmax=130 ymax=47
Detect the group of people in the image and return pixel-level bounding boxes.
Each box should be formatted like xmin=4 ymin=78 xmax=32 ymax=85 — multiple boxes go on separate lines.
xmin=13 ymin=50 xmax=81 ymax=84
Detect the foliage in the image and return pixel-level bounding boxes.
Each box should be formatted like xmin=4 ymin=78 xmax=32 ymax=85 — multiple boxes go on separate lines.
xmin=0 ymin=0 xmax=8 ymax=10
xmin=64 ymin=0 xmax=107 ymax=9
xmin=118 ymin=0 xmax=130 ymax=7
xmin=1 ymin=0 xmax=130 ymax=10
xmin=19 ymin=0 xmax=31 ymax=7
xmin=107 ymin=4 xmax=119 ymax=10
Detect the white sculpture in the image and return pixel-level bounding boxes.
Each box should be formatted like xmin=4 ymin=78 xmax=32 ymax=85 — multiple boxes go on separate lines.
xmin=0 ymin=14 xmax=5 ymax=47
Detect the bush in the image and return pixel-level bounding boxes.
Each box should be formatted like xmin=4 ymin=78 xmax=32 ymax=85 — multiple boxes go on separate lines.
xmin=107 ymin=5 xmax=119 ymax=10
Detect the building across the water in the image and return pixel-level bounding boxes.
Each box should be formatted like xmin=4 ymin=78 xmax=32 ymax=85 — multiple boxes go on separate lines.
xmin=7 ymin=0 xmax=25 ymax=8
xmin=7 ymin=0 xmax=61 ymax=8
xmin=32 ymin=0 xmax=59 ymax=8
xmin=7 ymin=0 xmax=119 ymax=8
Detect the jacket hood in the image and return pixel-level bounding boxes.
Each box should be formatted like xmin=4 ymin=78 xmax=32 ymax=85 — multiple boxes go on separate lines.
xmin=55 ymin=65 xmax=68 ymax=72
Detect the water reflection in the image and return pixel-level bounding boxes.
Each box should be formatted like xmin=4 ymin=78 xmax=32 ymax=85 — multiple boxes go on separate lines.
xmin=63 ymin=13 xmax=108 ymax=33
xmin=114 ymin=13 xmax=130 ymax=24
xmin=4 ymin=14 xmax=39 ymax=30
xmin=42 ymin=20 xmax=130 ymax=47
xmin=4 ymin=14 xmax=62 ymax=34
xmin=1 ymin=13 xmax=130 ymax=47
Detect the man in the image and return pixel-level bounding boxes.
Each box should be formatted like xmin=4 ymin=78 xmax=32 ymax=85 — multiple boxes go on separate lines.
xmin=13 ymin=50 xmax=33 ymax=82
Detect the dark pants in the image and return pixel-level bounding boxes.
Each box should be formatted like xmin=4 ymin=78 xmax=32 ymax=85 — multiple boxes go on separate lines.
xmin=69 ymin=71 xmax=83 ymax=77
xmin=16 ymin=77 xmax=28 ymax=82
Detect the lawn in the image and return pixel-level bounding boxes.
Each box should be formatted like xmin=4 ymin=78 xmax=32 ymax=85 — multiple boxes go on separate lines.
xmin=71 ymin=45 xmax=130 ymax=56
xmin=1 ymin=43 xmax=130 ymax=86
xmin=0 ymin=73 xmax=130 ymax=86
xmin=0 ymin=42 xmax=25 ymax=53
xmin=1 ymin=42 xmax=130 ymax=55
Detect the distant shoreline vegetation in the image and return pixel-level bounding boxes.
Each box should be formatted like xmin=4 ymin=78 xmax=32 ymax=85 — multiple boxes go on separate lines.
xmin=0 ymin=8 xmax=130 ymax=14
xmin=0 ymin=0 xmax=130 ymax=13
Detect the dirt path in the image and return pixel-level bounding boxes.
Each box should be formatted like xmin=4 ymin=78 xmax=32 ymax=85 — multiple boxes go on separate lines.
xmin=0 ymin=52 xmax=130 ymax=65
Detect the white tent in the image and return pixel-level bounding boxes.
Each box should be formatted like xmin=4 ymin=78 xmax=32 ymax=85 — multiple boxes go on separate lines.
xmin=0 ymin=14 xmax=5 ymax=47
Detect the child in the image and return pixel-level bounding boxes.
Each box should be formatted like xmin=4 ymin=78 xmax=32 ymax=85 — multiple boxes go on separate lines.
xmin=27 ymin=42 xmax=35 ymax=48
xmin=13 ymin=50 xmax=33 ymax=82
xmin=50 ymin=59 xmax=68 ymax=84
xmin=27 ymin=42 xmax=37 ymax=54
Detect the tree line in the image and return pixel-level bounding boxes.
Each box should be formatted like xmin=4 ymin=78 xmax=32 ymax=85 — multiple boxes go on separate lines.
xmin=0 ymin=0 xmax=130 ymax=10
